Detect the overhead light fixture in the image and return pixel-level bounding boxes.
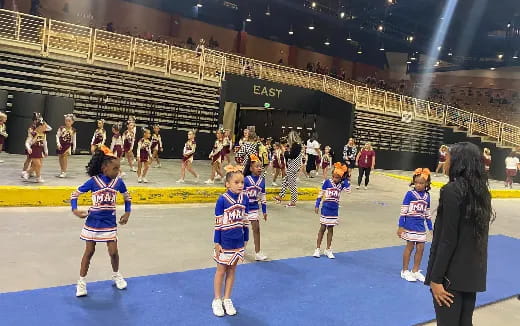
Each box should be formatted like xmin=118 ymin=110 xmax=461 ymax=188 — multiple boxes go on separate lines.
xmin=434 ymin=60 xmax=440 ymax=67
xmin=340 ymin=12 xmax=345 ymax=18
xmin=346 ymin=33 xmax=352 ymax=41
xmin=196 ymin=0 xmax=203 ymax=8
xmin=377 ymin=24 xmax=384 ymax=32
xmin=324 ymin=38 xmax=330 ymax=46
xmin=497 ymin=53 xmax=504 ymax=60
xmin=379 ymin=42 xmax=385 ymax=51
xmin=407 ymin=35 xmax=414 ymax=42
xmin=357 ymin=46 xmax=363 ymax=54
xmin=288 ymin=25 xmax=294 ymax=35
xmin=311 ymin=2 xmax=317 ymax=8
xmin=246 ymin=13 xmax=252 ymax=22
xmin=507 ymin=22 xmax=511 ymax=28
xmin=265 ymin=5 xmax=271 ymax=16
xmin=437 ymin=45 xmax=442 ymax=51
xmin=406 ymin=59 xmax=412 ymax=64
xmin=513 ymin=51 xmax=519 ymax=59
xmin=448 ymin=49 xmax=453 ymax=56
xmin=308 ymin=21 xmax=315 ymax=30
xmin=388 ymin=0 xmax=395 ymax=4
xmin=490 ymin=67 xmax=496 ymax=70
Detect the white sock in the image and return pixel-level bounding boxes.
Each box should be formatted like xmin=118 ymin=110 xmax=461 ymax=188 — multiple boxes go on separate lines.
xmin=79 ymin=276 xmax=86 ymax=282
xmin=113 ymin=271 xmax=120 ymax=277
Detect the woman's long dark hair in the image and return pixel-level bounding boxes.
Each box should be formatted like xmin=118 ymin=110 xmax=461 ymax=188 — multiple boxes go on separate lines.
xmin=86 ymin=150 xmax=116 ymax=177
xmin=444 ymin=142 xmax=495 ymax=259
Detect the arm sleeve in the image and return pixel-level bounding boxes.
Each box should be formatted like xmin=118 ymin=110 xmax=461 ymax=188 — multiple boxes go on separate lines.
xmin=243 ymin=196 xmax=250 ymax=242
xmin=426 ymin=195 xmax=433 ymax=231
xmin=214 ymin=197 xmax=224 ymax=244
xmin=429 ymin=186 xmax=461 ymax=283
xmin=116 ymin=179 xmax=132 ymax=212
xmin=56 ymin=128 xmax=61 ymax=147
xmin=260 ymin=181 xmax=267 ymax=214
xmin=72 ymin=131 xmax=77 ymax=152
xmin=136 ymin=140 xmax=142 ymax=159
xmin=398 ymin=192 xmax=412 ymax=227
xmin=159 ymin=135 xmax=163 ymax=150
xmin=70 ymin=179 xmax=93 ymax=210
xmin=315 ymin=181 xmax=327 ymax=208
xmin=91 ymin=131 xmax=96 ymax=145
xmin=43 ymin=138 xmax=48 ymax=156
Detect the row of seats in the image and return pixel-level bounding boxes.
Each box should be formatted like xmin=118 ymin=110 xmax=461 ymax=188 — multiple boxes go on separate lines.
xmin=0 ymin=50 xmax=220 ymax=132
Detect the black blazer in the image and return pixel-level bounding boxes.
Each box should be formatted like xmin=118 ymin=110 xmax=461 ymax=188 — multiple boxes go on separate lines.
xmin=425 ymin=182 xmax=489 ymax=293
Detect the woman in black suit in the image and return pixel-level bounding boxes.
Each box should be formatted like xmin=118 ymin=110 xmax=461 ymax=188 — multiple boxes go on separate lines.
xmin=425 ymin=142 xmax=495 ymax=326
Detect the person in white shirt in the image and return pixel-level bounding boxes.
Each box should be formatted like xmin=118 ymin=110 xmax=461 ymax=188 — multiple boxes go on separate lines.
xmin=305 ymin=135 xmax=320 ymax=178
xmin=505 ymin=151 xmax=519 ymax=188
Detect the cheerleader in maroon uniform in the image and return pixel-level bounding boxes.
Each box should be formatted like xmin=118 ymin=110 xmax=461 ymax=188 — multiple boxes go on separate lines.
xmin=22 ymin=118 xmax=49 ymax=183
xmin=435 ymin=145 xmax=448 ymax=176
xmin=221 ymin=129 xmax=231 ymax=164
xmin=56 ymin=114 xmax=76 ymax=178
xmin=136 ymin=128 xmax=152 ymax=183
xmin=22 ymin=113 xmax=40 ymax=175
xmin=150 ymin=124 xmax=163 ymax=168
xmin=90 ymin=119 xmax=106 ymax=154
xmin=205 ymin=129 xmax=224 ymax=184
xmin=0 ymin=112 xmax=8 ymax=163
xmin=110 ymin=123 xmax=124 ymax=160
xmin=122 ymin=118 xmax=137 ymax=172
xmin=483 ymin=148 xmax=492 ymax=175
xmin=177 ymin=130 xmax=199 ymax=183
xmin=321 ymin=146 xmax=332 ymax=180
xmin=272 ymin=142 xmax=286 ymax=186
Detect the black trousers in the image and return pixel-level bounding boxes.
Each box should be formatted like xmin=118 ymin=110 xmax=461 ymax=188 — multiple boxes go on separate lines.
xmin=357 ymin=167 xmax=371 ymax=186
xmin=306 ymin=154 xmax=317 ymax=173
xmin=433 ymin=290 xmax=476 ymax=326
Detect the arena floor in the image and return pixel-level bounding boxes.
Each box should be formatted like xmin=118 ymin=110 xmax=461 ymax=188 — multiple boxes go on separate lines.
xmin=0 ymin=154 xmax=519 ymax=325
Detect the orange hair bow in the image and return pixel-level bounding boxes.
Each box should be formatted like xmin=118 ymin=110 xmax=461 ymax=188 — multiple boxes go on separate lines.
xmin=224 ymin=164 xmax=243 ymax=173
xmin=100 ymin=145 xmax=117 ymax=158
xmin=414 ymin=168 xmax=431 ymax=181
xmin=333 ymin=162 xmax=348 ymax=176
xmin=250 ymin=154 xmax=260 ymax=162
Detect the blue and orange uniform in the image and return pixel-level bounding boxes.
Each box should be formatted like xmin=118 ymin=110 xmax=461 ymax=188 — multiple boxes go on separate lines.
xmin=244 ymin=175 xmax=267 ymax=221
xmin=398 ymin=190 xmax=432 ymax=242
xmin=71 ymin=174 xmax=131 ymax=242
xmin=315 ymin=178 xmax=351 ymax=226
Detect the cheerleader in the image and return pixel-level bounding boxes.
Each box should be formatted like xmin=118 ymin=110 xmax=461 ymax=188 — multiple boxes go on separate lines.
xmin=313 ymin=163 xmax=350 ymax=259
xmin=271 ymin=142 xmax=286 ymax=186
xmin=21 ymin=113 xmax=42 ymax=176
xmin=221 ymin=129 xmax=231 ymax=164
xmin=0 ymin=112 xmax=8 ymax=163
xmin=397 ymin=168 xmax=432 ymax=282
xmin=205 ymin=129 xmax=224 ymax=184
xmin=110 ymin=123 xmax=124 ymax=160
xmin=56 ymin=114 xmax=76 ymax=178
xmin=321 ymin=146 xmax=332 ymax=180
xmin=177 ymin=130 xmax=199 ymax=183
xmin=483 ymin=148 xmax=492 ymax=175
xmin=136 ymin=128 xmax=152 ymax=183
xmin=151 ymin=124 xmax=163 ymax=168
xmin=90 ymin=119 xmax=106 ymax=154
xmin=122 ymin=118 xmax=137 ymax=172
xmin=22 ymin=117 xmax=50 ymax=183
xmin=212 ymin=165 xmax=249 ymax=317
xmin=70 ymin=145 xmax=131 ymax=297
xmin=244 ymin=154 xmax=268 ymax=261
xmin=435 ymin=145 xmax=448 ymax=176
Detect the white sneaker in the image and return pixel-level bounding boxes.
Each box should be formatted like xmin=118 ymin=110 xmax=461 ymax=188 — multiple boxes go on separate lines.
xmin=271 ymin=182 xmax=278 ymax=186
xmin=313 ymin=248 xmax=321 ymax=258
xmin=0 ymin=159 xmax=4 ymax=163
xmin=324 ymin=249 xmax=335 ymax=259
xmin=176 ymin=179 xmax=185 ymax=183
xmin=215 ymin=175 xmax=222 ymax=181
xmin=355 ymin=185 xmax=360 ymax=190
xmin=137 ymin=178 xmax=143 ymax=183
xmin=58 ymin=172 xmax=66 ymax=178
xmin=204 ymin=179 xmax=214 ymax=184
xmin=34 ymin=177 xmax=45 ymax=183
xmin=254 ymin=251 xmax=268 ymax=261
xmin=131 ymin=167 xmax=137 ymax=172
xmin=364 ymin=186 xmax=368 ymax=190
xmin=112 ymin=272 xmax=127 ymax=290
xmin=212 ymin=298 xmax=225 ymax=317
xmin=142 ymin=178 xmax=149 ymax=183
xmin=412 ymin=270 xmax=426 ymax=282
xmin=223 ymin=298 xmax=237 ymax=316
xmin=157 ymin=164 xmax=161 ymax=168
xmin=21 ymin=171 xmax=29 ymax=180
xmin=30 ymin=171 xmax=37 ymax=178
xmin=400 ymin=270 xmax=417 ymax=282
xmin=76 ymin=279 xmax=87 ymax=297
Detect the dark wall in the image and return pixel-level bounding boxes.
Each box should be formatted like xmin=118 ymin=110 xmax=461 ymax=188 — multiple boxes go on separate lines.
xmin=373 ymin=150 xmax=438 ymax=171
xmin=221 ymin=74 xmax=320 ymax=113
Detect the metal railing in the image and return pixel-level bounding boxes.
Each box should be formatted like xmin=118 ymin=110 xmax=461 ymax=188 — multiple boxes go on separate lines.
xmin=0 ymin=8 xmax=518 ymax=147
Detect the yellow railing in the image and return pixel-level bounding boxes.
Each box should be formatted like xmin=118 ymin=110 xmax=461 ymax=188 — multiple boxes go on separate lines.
xmin=0 ymin=8 xmax=518 ymax=147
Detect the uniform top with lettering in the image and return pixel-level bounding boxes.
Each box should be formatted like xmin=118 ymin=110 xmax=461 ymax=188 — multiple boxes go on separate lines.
xmin=315 ymin=178 xmax=351 ymax=209
xmin=137 ymin=138 xmax=152 ymax=159
xmin=56 ymin=126 xmax=77 ymax=151
xmin=91 ymin=128 xmax=106 ymax=145
xmin=123 ymin=130 xmax=135 ymax=147
xmin=70 ymin=174 xmax=131 ymax=224
xmin=214 ymin=190 xmax=250 ymax=249
xmin=183 ymin=140 xmax=196 ymax=157
xmin=244 ymin=175 xmax=267 ymax=214
xmin=25 ymin=131 xmax=48 ymax=154
xmin=110 ymin=133 xmax=123 ymax=150
xmin=398 ymin=190 xmax=432 ymax=232
xmin=151 ymin=133 xmax=163 ymax=150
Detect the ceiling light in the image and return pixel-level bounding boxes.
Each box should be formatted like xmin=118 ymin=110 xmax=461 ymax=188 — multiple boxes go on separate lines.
xmin=513 ymin=51 xmax=519 ymax=59
xmin=196 ymin=1 xmax=203 ymax=8
xmin=246 ymin=13 xmax=252 ymax=22
xmin=311 ymin=2 xmax=316 ymax=8
xmin=434 ymin=61 xmax=440 ymax=66
xmin=437 ymin=46 xmax=442 ymax=51
xmin=490 ymin=67 xmax=496 ymax=70
xmin=379 ymin=43 xmax=385 ymax=51
xmin=357 ymin=46 xmax=363 ymax=54
xmin=507 ymin=22 xmax=511 ymax=28
xmin=265 ymin=5 xmax=271 ymax=16
xmin=377 ymin=25 xmax=384 ymax=32
xmin=407 ymin=35 xmax=414 ymax=42
xmin=497 ymin=53 xmax=504 ymax=60
xmin=308 ymin=21 xmax=315 ymax=30
xmin=346 ymin=33 xmax=352 ymax=41
xmin=406 ymin=60 xmax=412 ymax=64
xmin=288 ymin=25 xmax=294 ymax=35
xmin=340 ymin=12 xmax=345 ymax=18
xmin=448 ymin=51 xmax=453 ymax=56
xmin=388 ymin=0 xmax=395 ymax=4
xmin=324 ymin=39 xmax=330 ymax=46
